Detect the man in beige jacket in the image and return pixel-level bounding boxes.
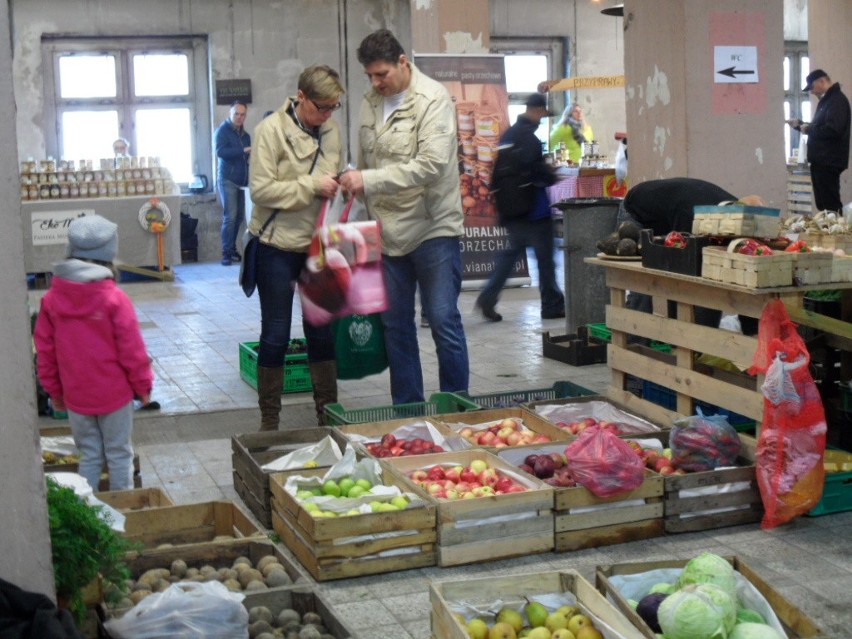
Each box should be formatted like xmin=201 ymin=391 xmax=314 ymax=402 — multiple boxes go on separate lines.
xmin=340 ymin=29 xmax=469 ymax=405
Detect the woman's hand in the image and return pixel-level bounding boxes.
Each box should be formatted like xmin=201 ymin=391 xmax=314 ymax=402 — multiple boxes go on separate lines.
xmin=338 ymin=169 xmax=365 ymax=196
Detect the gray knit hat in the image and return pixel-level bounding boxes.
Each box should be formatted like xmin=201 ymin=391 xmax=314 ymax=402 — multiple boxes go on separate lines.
xmin=66 ymin=214 xmax=118 ymax=263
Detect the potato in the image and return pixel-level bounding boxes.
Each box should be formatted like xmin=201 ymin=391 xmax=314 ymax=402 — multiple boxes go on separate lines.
xmin=238 ymin=568 xmax=264 ymax=588
xmin=129 ymin=590 xmax=151 ymax=605
xmin=260 ymin=561 xmax=286 ymax=578
xmin=169 ymin=559 xmax=187 ymax=577
xmin=256 ymin=555 xmax=279 ymax=573
xmin=248 ymin=606 xmax=273 ymax=624
xmin=245 ymin=580 xmax=268 ymax=591
xmin=232 ymin=556 xmax=252 ymax=568
xmin=223 ymin=578 xmax=242 ymax=592
xmin=265 ymin=568 xmax=292 ymax=588
xmin=277 ymin=608 xmax=301 ymax=627
xmin=302 ymin=612 xmax=322 ymax=626
xmin=248 ymin=619 xmax=273 ymax=638
xmin=218 ymin=567 xmax=238 ymax=581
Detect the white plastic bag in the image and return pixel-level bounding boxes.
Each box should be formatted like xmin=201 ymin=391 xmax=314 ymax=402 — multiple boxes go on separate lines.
xmin=260 ymin=435 xmax=343 ymax=471
xmin=104 ymin=581 xmax=248 ymax=639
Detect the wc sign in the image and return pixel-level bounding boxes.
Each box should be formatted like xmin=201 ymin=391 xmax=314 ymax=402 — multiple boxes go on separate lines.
xmin=714 ymin=46 xmax=758 ymax=84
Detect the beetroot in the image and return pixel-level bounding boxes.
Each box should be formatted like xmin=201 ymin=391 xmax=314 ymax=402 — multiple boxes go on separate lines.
xmin=636 ymin=592 xmax=668 ymax=633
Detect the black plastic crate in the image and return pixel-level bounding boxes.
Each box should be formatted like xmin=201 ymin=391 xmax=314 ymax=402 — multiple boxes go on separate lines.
xmin=640 ymin=228 xmax=711 ymax=276
xmin=542 ymin=329 xmax=607 ymax=366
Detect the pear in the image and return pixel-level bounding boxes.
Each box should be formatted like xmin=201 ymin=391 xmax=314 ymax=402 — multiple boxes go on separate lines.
xmin=489 ymin=621 xmax=518 ymax=639
xmin=496 ymin=607 xmax=524 ymax=634
xmin=551 ymin=630 xmax=576 ymax=639
xmin=527 ymin=627 xmax=552 ymax=639
xmin=545 ymin=612 xmax=569 ymax=633
xmin=556 ymin=605 xmax=579 ymax=619
xmin=467 ymin=618 xmax=489 ymax=639
xmin=525 ymin=601 xmax=549 ymax=628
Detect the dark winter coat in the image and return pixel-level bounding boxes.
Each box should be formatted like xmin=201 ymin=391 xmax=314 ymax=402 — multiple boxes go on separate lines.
xmin=806 ymin=83 xmax=851 ymax=172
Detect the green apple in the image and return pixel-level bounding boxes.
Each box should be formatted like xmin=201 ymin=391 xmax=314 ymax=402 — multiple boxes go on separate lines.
xmin=355 ymin=478 xmax=372 ymax=491
xmin=469 ymin=459 xmax=488 ymax=474
xmin=390 ymin=495 xmax=409 ymax=510
xmin=346 ymin=485 xmax=367 ymax=499
xmin=343 ymin=508 xmax=361 ymax=516
xmin=310 ymin=487 xmax=323 ymax=496
xmin=302 ymin=502 xmax=320 ymax=513
xmin=322 ymin=479 xmax=341 ymax=497
xmin=309 ymin=510 xmax=325 ymax=518
xmin=369 ymin=501 xmax=384 ymax=512
xmin=496 ymin=607 xmax=524 ymax=633
xmin=338 ymin=477 xmax=356 ymax=496
xmin=295 ymin=489 xmax=315 ymax=501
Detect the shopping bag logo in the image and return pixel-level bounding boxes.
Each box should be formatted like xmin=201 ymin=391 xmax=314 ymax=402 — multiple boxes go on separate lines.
xmin=348 ymin=315 xmax=374 ymax=347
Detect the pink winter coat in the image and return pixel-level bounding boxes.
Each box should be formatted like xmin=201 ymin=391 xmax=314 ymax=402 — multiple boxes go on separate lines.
xmin=34 ymin=263 xmax=153 ymax=415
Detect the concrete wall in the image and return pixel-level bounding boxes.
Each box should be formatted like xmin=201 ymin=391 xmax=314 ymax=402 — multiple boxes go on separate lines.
xmin=623 ymin=0 xmax=787 ymax=210
xmin=808 ymin=0 xmax=852 ymax=206
xmin=0 ymin=0 xmax=56 ymax=598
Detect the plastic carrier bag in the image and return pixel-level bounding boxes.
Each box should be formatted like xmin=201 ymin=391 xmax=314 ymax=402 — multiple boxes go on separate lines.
xmin=564 ymin=427 xmax=645 ymax=497
xmin=670 ymin=410 xmax=741 ymax=472
xmin=104 ymin=581 xmax=248 ymax=639
xmin=748 ymin=299 xmax=826 ymax=529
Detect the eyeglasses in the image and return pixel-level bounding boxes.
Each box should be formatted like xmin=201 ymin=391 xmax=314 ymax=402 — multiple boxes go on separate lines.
xmin=309 ymin=98 xmax=342 ymax=113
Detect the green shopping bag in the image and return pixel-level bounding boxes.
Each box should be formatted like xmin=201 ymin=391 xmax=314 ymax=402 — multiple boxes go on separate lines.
xmin=332 ymin=313 xmax=388 ymax=380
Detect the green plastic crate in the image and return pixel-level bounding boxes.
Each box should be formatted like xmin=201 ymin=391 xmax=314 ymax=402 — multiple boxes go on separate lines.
xmin=808 ymin=447 xmax=852 ymax=516
xmin=239 ymin=340 xmax=312 ymax=394
xmin=462 ymin=381 xmax=596 ymax=409
xmin=323 ymin=392 xmax=481 ymax=426
xmin=585 ymin=323 xmax=671 ymax=353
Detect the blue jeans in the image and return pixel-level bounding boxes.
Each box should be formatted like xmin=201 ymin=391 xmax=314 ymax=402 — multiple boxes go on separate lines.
xmin=381 ymin=237 xmax=469 ymax=404
xmin=477 ymin=217 xmax=564 ymax=316
xmin=218 ymin=178 xmax=245 ymax=257
xmin=255 ymin=243 xmax=334 ymax=368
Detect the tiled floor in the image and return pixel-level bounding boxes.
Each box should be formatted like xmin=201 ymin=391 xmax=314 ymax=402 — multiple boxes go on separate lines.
xmin=33 ymin=255 xmax=852 ymax=638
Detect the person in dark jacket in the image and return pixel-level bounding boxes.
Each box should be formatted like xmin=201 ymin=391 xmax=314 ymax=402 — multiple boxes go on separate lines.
xmin=475 ymin=93 xmax=564 ymax=322
xmin=787 ymin=69 xmax=851 ymax=212
xmin=215 ymin=100 xmax=251 ymax=265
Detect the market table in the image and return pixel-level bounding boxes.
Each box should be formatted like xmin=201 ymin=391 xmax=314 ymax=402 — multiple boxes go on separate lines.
xmin=586 ymin=257 xmax=852 ymax=431
xmin=547 ymin=167 xmax=624 ymax=203
xmin=21 ymin=194 xmax=182 ymax=278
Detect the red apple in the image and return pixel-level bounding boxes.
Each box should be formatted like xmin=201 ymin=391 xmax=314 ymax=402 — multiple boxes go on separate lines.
xmin=506 ymin=431 xmax=524 ymax=446
xmin=497 ymin=426 xmax=515 ymax=441
xmin=500 ymin=418 xmax=520 ymax=430
xmin=495 ymin=476 xmax=514 ymax=493
xmin=427 ymin=466 xmax=446 ymax=481
xmin=444 ymin=466 xmax=461 ymax=483
xmin=505 ymin=485 xmax=527 ymax=493
xmin=459 ymin=427 xmax=475 ymax=439
xmin=410 ymin=469 xmax=428 ymax=482
xmin=459 ymin=468 xmax=478 ymax=483
xmin=532 ymin=434 xmax=551 ymax=444
xmin=479 ymin=468 xmax=499 ymax=487
xmin=549 ymin=452 xmax=567 ymax=468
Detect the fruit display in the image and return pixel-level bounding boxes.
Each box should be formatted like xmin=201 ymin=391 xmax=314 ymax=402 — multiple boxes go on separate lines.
xmin=460 ymin=603 xmax=603 ymax=639
xmin=551 ymin=417 xmax=626 ymax=437
xmin=533 ymin=400 xmax=661 ymax=437
xmin=605 ymin=552 xmax=791 ymax=639
xmin=625 ymin=440 xmax=686 ymax=476
xmin=290 ymin=474 xmax=418 ymax=516
xmin=455 ymin=417 xmax=554 ymax=448
xmin=406 ymin=459 xmax=529 ymax=499
xmin=518 ymin=452 xmax=576 ymax=487
xmin=364 ymin=433 xmax=445 ymax=457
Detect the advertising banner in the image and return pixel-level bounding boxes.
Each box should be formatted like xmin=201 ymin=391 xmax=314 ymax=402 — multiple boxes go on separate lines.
xmin=415 ymin=54 xmax=529 ymax=286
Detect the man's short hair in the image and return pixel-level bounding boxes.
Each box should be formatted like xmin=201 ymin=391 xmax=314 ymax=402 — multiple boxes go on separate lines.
xmin=357 ymin=29 xmax=405 ymax=66
xmin=230 ymin=100 xmax=248 ymax=115
xmin=298 ymin=64 xmax=345 ymax=101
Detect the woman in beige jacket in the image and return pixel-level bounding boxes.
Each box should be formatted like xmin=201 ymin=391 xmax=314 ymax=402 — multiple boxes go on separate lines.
xmin=249 ymin=64 xmax=344 ymax=429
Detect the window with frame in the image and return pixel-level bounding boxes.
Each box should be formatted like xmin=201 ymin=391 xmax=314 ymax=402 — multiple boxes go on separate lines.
xmin=42 ymin=36 xmax=211 ymax=186
xmin=491 ymin=38 xmax=567 ymax=150
xmin=783 ymin=42 xmax=809 ymax=160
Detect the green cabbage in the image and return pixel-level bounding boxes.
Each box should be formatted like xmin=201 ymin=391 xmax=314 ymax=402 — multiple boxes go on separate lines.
xmin=657 ymin=584 xmax=736 ymax=639
xmin=677 ymin=552 xmax=738 ymax=600
xmin=649 ymin=582 xmax=676 ymax=595
xmin=736 ymin=608 xmax=766 ymax=624
xmin=729 ymin=622 xmax=785 ymax=639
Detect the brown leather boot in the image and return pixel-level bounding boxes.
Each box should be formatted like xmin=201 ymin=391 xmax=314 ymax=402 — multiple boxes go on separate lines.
xmin=257 ymin=365 xmax=284 ymax=431
xmin=309 ymin=360 xmax=338 ymax=426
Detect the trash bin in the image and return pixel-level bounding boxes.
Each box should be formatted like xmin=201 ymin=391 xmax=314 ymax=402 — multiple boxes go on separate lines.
xmin=554 ymin=197 xmax=622 ymax=333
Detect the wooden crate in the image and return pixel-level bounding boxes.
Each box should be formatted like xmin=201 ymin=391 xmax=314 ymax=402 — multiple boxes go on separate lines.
xmin=95 ymin=487 xmax=173 ymax=511
xmin=437 ymin=406 xmax=571 ymax=451
xmin=787 ymin=171 xmax=813 ymax=215
xmin=269 ymin=466 xmax=437 ymax=581
xmin=596 ymin=556 xmax=824 ymax=638
xmin=626 ymin=432 xmax=762 ymax=533
xmin=702 ymin=245 xmax=795 ymax=288
xmin=498 ymin=443 xmax=665 ymax=552
xmin=241 ymin=588 xmax=356 ymax=639
xmin=792 ymin=250 xmax=834 ymax=285
xmin=383 ymin=450 xmax=554 ymax=567
xmin=121 ymin=500 xmax=266 ymax=549
xmin=431 ymin=569 xmax=648 ymax=639
xmin=231 ymin=428 xmax=345 ymax=528
xmin=525 ymin=394 xmax=665 ymax=436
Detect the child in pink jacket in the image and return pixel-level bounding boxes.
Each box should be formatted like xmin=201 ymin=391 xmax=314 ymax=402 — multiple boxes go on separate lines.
xmin=34 ymin=215 xmax=153 ymax=491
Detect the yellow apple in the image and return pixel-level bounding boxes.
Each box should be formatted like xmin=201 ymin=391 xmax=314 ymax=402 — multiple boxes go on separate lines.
xmin=567 ymin=614 xmax=592 ymax=636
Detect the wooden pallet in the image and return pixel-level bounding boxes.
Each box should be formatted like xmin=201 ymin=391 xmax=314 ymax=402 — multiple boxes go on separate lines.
xmin=498 ymin=443 xmax=664 ymax=551
xmin=787 ymin=171 xmax=814 ymax=216
xmin=596 ymin=556 xmax=824 ymax=638
xmin=430 ymin=570 xmax=648 ymax=639
xmin=95 ymin=487 xmax=173 ymax=511
xmin=269 ymin=466 xmax=437 ymax=581
xmin=231 ymin=428 xmax=344 ymax=527
xmin=120 ymin=500 xmax=266 ymax=549
xmin=383 ymin=450 xmax=554 ymax=566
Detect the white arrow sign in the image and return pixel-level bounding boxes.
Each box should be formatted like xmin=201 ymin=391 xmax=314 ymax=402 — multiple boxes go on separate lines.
xmin=714 ymin=46 xmax=758 ymax=84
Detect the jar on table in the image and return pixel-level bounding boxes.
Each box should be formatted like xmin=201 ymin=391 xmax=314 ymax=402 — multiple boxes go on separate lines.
xmin=107 ymin=182 xmax=117 ymax=197
xmin=127 ymin=182 xmax=136 ymax=195
xmin=29 ymin=185 xmax=39 ymax=199
xmin=145 ymin=180 xmax=155 ymax=194
xmin=97 ymin=182 xmax=107 ymax=197
xmin=39 ymin=185 xmax=50 ymax=199
xmin=116 ymin=181 xmax=126 ymax=197
xmin=20 ymin=185 xmax=29 ymax=200
xmin=49 ymin=185 xmax=60 ymax=198
xmin=69 ymin=184 xmax=79 ymax=198
xmin=59 ymin=184 xmax=69 ymax=198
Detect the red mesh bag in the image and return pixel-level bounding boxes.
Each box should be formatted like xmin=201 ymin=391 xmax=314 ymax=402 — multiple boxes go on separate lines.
xmin=748 ymin=300 xmax=826 ymax=529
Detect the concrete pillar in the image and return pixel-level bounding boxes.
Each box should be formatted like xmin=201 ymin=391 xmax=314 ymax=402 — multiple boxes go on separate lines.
xmin=0 ymin=0 xmax=56 ymax=597
xmin=808 ymin=0 xmax=852 ymax=206
xmin=622 ymin=0 xmax=786 ymax=209
xmin=410 ymin=0 xmax=489 ymax=54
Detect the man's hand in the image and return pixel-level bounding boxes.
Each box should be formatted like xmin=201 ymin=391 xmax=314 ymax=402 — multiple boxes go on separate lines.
xmin=317 ymin=175 xmax=339 ymax=199
xmin=338 ymin=170 xmax=365 ymax=196
xmin=243 ymin=146 xmax=251 ymax=154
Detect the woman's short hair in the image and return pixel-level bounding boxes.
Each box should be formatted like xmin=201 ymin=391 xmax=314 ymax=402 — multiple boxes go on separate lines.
xmin=357 ymin=29 xmax=405 ymax=66
xmin=298 ymin=64 xmax=345 ymax=101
